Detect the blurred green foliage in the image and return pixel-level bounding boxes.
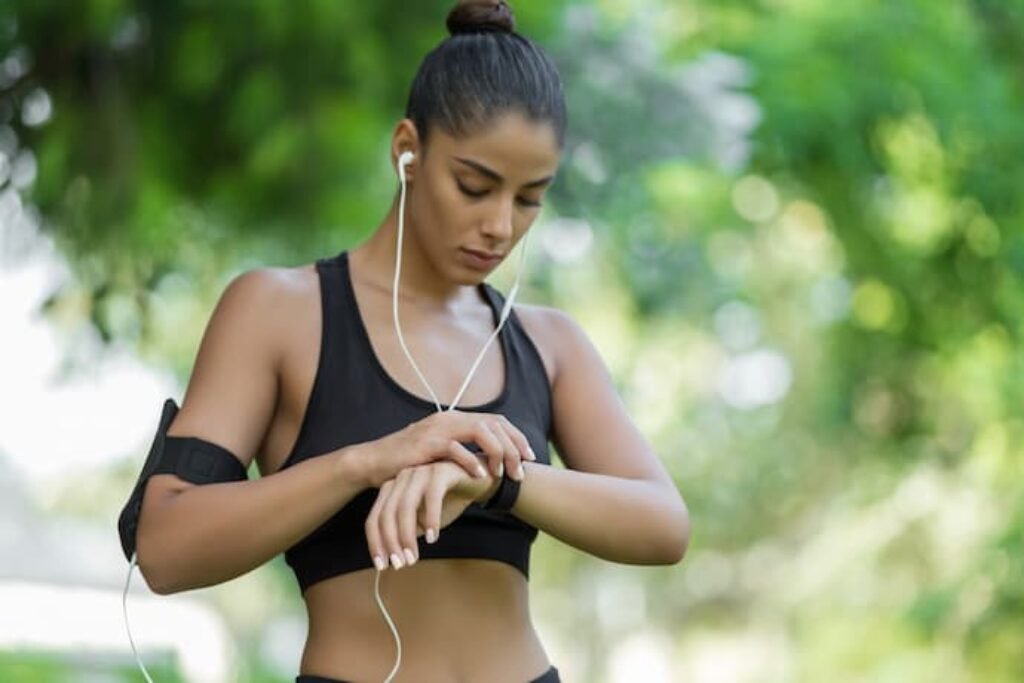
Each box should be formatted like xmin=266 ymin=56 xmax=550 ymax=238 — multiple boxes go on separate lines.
xmin=2 ymin=0 xmax=1022 ymax=681
xmin=0 ymin=649 xmax=183 ymax=682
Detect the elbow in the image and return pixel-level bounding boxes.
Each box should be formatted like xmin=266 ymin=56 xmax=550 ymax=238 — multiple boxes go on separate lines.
xmin=134 ymin=489 xmax=199 ymax=595
xmin=663 ymin=531 xmax=689 ymax=565
xmin=136 ymin=537 xmax=178 ymax=595
xmin=660 ymin=503 xmax=691 ymax=565
xmin=139 ymin=560 xmax=205 ymax=596
xmin=146 ymin=576 xmax=178 ymax=597
xmin=136 ymin=523 xmax=193 ymax=595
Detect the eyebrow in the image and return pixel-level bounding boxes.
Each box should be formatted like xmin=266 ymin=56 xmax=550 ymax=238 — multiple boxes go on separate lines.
xmin=452 ymin=156 xmax=555 ymax=189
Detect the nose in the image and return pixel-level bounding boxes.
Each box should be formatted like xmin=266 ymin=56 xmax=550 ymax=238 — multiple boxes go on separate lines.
xmin=480 ymin=194 xmax=515 ymax=243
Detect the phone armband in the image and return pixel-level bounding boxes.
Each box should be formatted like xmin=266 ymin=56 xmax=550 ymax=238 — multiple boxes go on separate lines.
xmin=117 ymin=398 xmax=249 ymax=562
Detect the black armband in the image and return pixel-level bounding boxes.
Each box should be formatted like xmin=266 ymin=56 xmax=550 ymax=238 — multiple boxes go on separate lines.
xmin=117 ymin=398 xmax=249 ymax=562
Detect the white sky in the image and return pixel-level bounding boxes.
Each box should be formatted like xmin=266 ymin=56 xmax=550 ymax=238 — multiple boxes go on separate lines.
xmin=0 ymin=218 xmax=177 ymax=493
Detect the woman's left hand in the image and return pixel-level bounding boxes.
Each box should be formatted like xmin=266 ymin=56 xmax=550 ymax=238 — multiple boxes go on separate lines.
xmin=365 ymin=458 xmax=495 ymax=570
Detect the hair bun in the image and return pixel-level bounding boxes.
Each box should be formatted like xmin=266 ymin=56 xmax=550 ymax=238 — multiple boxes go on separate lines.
xmin=446 ymin=0 xmax=516 ymax=36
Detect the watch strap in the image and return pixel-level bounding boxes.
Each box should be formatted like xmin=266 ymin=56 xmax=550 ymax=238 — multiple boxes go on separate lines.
xmin=483 ymin=471 xmax=521 ymax=511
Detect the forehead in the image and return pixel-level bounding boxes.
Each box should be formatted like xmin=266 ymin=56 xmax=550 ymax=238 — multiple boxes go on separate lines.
xmin=430 ymin=111 xmax=561 ymax=176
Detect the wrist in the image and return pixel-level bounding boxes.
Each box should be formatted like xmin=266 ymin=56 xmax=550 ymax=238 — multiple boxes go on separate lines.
xmin=480 ymin=463 xmax=524 ymax=512
xmin=460 ymin=454 xmax=496 ymax=502
xmin=335 ymin=443 xmax=375 ymax=489
xmin=474 ymin=470 xmax=502 ymax=504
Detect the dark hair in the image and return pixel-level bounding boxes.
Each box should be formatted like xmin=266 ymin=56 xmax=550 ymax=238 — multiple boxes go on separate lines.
xmin=404 ymin=0 xmax=567 ymax=151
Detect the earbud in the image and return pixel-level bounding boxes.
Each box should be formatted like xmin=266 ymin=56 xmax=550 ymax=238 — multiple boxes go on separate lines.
xmin=398 ymin=151 xmax=415 ymax=181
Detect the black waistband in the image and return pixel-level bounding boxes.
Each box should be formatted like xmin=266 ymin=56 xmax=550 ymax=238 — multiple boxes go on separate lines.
xmin=295 ymin=663 xmax=561 ymax=683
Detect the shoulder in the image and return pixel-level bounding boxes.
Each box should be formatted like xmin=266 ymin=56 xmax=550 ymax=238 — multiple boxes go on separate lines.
xmin=226 ymin=262 xmax=318 ymax=301
xmin=512 ymin=302 xmax=581 ymax=338
xmin=510 ymin=302 xmax=592 ymax=387
xmin=163 ymin=262 xmax=321 ymax=441
xmin=210 ymin=263 xmax=320 ymax=358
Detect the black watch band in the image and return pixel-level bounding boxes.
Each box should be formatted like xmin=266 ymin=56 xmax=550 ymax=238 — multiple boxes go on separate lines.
xmin=483 ymin=471 xmax=521 ymax=512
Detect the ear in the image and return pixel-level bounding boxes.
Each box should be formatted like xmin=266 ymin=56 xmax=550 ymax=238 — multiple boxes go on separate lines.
xmin=391 ymin=118 xmax=421 ymax=182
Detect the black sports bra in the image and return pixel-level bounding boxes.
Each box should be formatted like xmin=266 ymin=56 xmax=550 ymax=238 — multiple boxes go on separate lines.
xmin=280 ymin=250 xmax=554 ymax=593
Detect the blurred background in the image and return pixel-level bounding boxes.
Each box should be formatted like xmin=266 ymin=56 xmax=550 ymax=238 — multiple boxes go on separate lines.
xmin=1 ymin=0 xmax=1022 ymax=681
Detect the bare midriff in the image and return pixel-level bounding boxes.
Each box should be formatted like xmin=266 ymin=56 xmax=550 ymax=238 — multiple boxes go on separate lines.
xmin=298 ymin=558 xmax=552 ymax=683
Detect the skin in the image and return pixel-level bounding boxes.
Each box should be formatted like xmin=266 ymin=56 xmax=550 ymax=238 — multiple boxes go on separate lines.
xmin=138 ymin=109 xmax=689 ymax=682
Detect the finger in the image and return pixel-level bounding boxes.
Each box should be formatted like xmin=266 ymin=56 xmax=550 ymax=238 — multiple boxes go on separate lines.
xmin=447 ymin=438 xmax=489 ymax=480
xmin=397 ymin=468 xmax=429 ymax=563
xmin=381 ymin=471 xmax=413 ymax=569
xmin=418 ymin=475 xmax=444 ymax=545
xmin=365 ymin=480 xmax=392 ymax=571
xmin=470 ymin=418 xmax=508 ymax=478
xmin=451 ymin=413 xmax=503 ymax=470
xmin=488 ymin=419 xmax=523 ymax=481
xmin=497 ymin=415 xmax=536 ymax=463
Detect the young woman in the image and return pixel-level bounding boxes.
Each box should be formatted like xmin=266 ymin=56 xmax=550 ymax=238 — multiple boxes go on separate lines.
xmin=132 ymin=2 xmax=689 ymax=681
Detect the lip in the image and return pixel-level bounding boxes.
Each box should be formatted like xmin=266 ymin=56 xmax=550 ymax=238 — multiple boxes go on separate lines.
xmin=459 ymin=248 xmax=504 ymax=271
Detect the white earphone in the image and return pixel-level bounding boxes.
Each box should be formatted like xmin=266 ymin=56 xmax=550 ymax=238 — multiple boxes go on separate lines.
xmin=397 ymin=150 xmax=414 ymax=181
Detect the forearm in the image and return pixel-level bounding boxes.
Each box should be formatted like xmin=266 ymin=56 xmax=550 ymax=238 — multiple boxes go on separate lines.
xmin=506 ymin=461 xmax=690 ymax=565
xmin=136 ymin=444 xmax=370 ymax=594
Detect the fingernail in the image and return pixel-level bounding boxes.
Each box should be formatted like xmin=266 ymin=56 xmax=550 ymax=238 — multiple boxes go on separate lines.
xmin=373 ymin=555 xmax=386 ymax=571
xmin=528 ymin=447 xmax=537 ymax=461
xmin=497 ymin=462 xmax=504 ymax=478
xmin=390 ymin=552 xmax=404 ymax=569
xmin=426 ymin=528 xmax=437 ymax=544
xmin=403 ymin=548 xmax=417 ymax=566
xmin=476 ymin=464 xmax=487 ymax=478
xmin=517 ymin=463 xmax=525 ymax=480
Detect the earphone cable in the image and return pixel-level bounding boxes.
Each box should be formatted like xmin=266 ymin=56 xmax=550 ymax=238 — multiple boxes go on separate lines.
xmin=377 ymin=152 xmax=530 ymax=682
xmin=393 ymin=154 xmax=444 ymax=412
xmin=124 ymin=553 xmax=157 ymax=683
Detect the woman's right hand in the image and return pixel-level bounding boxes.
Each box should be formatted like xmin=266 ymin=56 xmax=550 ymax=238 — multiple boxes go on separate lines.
xmin=358 ymin=410 xmax=536 ymax=489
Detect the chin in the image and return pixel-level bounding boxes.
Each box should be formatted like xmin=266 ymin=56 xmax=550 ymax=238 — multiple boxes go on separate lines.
xmin=423 ymin=255 xmax=480 ymax=288
xmin=451 ymin=269 xmax=489 ymax=286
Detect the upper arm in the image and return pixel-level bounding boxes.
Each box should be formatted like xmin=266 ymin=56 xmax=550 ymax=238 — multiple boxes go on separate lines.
xmin=543 ymin=308 xmax=675 ymax=490
xmin=146 ymin=268 xmax=284 ymax=502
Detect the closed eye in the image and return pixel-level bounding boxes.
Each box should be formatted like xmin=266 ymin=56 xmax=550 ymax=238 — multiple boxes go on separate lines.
xmin=457 ymin=182 xmax=488 ymax=199
xmin=457 ymin=181 xmax=543 ymax=208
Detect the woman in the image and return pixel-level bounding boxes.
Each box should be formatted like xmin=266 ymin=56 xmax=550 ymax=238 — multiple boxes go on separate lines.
xmin=132 ymin=1 xmax=690 ymax=681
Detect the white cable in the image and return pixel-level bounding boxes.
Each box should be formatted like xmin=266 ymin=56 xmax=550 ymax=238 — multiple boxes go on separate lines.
xmin=393 ymin=154 xmax=443 ymax=412
xmin=374 ymin=568 xmax=402 ymax=683
xmin=392 ymin=152 xmax=529 ymax=413
xmin=124 ymin=552 xmax=157 ymax=683
xmin=377 ymin=152 xmax=530 ymax=681
xmin=447 ymin=229 xmax=529 ymax=410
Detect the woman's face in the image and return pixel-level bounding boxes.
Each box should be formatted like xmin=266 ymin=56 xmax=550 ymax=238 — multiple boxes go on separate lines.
xmin=404 ymin=111 xmax=561 ymax=285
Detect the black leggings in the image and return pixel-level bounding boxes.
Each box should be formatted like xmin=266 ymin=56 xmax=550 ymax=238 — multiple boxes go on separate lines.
xmin=295 ymin=664 xmax=561 ymax=683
